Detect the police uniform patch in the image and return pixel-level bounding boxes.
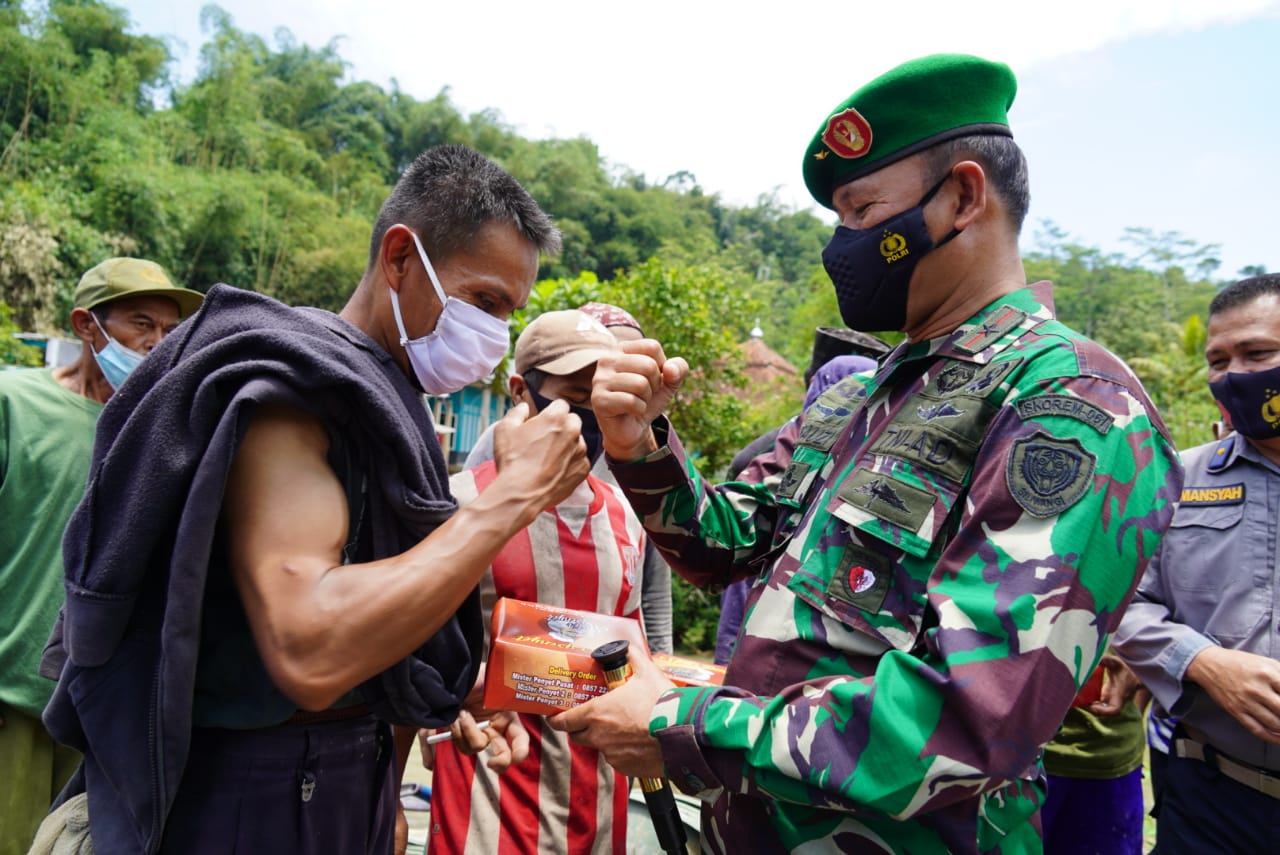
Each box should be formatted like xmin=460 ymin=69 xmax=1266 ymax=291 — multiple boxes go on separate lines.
xmin=1179 ymin=483 xmax=1245 ymax=506
xmin=828 ymin=543 xmax=892 ymax=612
xmin=1014 ymin=394 xmax=1114 ymax=434
xmin=1006 ymin=432 xmax=1097 ymax=518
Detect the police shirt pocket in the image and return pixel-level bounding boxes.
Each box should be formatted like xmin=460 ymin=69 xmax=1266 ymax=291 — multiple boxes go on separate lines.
xmin=1165 ymin=499 xmax=1263 ymax=641
xmin=1165 ymin=502 xmax=1244 ymax=592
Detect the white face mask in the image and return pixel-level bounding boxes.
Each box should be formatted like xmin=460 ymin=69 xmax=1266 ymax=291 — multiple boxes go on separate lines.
xmin=388 ymin=230 xmax=512 ymax=395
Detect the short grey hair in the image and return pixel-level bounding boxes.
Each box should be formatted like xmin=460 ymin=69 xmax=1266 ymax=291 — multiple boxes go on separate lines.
xmin=924 ymin=134 xmax=1030 ymax=233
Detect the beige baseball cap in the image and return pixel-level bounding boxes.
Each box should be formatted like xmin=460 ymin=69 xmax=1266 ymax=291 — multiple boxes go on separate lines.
xmin=514 ymin=310 xmax=619 ymax=375
xmin=73 ymin=257 xmax=204 ymax=318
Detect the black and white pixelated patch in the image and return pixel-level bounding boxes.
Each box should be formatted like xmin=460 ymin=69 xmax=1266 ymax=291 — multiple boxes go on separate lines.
xmin=1006 ymin=432 xmax=1096 ymax=518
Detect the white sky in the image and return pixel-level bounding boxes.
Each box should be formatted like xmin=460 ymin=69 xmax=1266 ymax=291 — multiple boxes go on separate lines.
xmin=123 ymin=0 xmax=1280 ymax=279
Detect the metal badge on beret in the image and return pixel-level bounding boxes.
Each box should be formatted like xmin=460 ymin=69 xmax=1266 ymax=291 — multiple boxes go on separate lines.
xmin=822 ymin=107 xmax=873 ymax=159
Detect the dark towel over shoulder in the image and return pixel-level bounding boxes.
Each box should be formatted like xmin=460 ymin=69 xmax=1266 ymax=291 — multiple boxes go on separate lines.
xmin=41 ymin=284 xmax=482 ymax=855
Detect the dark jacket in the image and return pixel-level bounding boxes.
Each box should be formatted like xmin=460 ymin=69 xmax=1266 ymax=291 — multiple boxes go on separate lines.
xmin=41 ymin=284 xmax=482 ymax=854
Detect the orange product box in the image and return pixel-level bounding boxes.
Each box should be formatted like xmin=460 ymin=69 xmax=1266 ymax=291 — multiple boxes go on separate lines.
xmin=484 ymin=597 xmax=650 ymax=716
xmin=652 ymin=653 xmax=727 ymax=688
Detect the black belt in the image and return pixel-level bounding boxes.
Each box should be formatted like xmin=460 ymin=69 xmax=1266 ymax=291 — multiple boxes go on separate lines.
xmin=1174 ymin=733 xmax=1280 ymax=800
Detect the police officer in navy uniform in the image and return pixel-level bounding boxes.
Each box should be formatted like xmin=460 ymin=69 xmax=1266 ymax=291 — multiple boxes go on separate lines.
xmin=1113 ymin=274 xmax=1280 ymax=854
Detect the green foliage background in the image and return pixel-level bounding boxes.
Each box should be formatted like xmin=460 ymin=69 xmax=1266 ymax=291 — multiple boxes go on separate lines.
xmin=0 ymin=1 xmax=1263 ymax=652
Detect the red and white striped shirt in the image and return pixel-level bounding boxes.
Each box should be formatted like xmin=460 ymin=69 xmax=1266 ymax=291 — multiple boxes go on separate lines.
xmin=429 ymin=462 xmax=646 ymax=855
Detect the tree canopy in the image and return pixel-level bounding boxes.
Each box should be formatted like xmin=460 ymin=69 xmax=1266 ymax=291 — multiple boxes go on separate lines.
xmin=2 ymin=0 xmax=1265 ymax=652
xmin=0 ymin=1 xmax=1253 ymax=468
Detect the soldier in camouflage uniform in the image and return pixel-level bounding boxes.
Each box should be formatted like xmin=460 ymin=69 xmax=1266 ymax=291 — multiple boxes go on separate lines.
xmin=549 ymin=54 xmax=1182 ymax=853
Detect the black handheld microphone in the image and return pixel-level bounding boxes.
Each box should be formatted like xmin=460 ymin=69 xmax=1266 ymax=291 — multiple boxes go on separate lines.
xmin=591 ymin=639 xmax=688 ymax=855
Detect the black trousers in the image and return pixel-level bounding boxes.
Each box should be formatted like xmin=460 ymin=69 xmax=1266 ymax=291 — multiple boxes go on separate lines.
xmin=1154 ymin=750 xmax=1279 ymax=855
xmin=160 ymin=715 xmax=396 ymax=854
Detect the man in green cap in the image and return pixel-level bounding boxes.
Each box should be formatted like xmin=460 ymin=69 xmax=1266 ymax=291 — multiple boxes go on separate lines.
xmin=550 ymin=53 xmax=1183 ymax=853
xmin=0 ymin=257 xmax=202 ymax=853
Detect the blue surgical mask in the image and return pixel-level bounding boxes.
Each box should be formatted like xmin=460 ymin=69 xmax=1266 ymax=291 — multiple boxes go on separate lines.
xmin=90 ymin=314 xmax=146 ymax=390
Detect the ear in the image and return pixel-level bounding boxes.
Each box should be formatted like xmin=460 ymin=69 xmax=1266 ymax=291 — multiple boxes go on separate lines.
xmin=379 ymin=224 xmax=417 ymax=294
xmin=948 ymin=160 xmax=988 ymax=231
xmin=69 ymin=307 xmax=101 ymax=345
xmin=508 ymin=373 xmax=528 ymax=404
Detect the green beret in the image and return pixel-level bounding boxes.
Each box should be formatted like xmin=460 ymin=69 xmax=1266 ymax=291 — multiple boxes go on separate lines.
xmin=802 ymin=54 xmax=1017 ymax=210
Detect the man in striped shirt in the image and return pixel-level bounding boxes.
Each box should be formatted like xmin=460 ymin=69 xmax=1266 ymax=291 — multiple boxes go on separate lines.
xmin=428 ymin=310 xmax=646 ymax=854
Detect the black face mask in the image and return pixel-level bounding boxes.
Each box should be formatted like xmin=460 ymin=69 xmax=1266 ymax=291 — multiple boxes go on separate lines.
xmin=821 ymin=173 xmax=961 ymax=332
xmin=525 ymin=378 xmax=604 ymax=465
xmin=1209 ymin=363 xmax=1280 ymax=440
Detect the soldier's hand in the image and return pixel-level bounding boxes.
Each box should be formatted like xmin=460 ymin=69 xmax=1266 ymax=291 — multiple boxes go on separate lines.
xmin=592 ymin=339 xmax=689 ymax=462
xmin=1186 ymin=646 xmax=1280 ymax=742
xmin=492 ymin=400 xmax=590 ymax=514
xmin=546 ymin=647 xmax=672 ymax=779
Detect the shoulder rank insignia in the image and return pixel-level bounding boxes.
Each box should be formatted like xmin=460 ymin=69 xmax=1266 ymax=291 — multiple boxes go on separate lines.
xmin=954 ymin=307 xmax=1027 ymax=355
xmin=1006 ymin=431 xmax=1096 ymax=518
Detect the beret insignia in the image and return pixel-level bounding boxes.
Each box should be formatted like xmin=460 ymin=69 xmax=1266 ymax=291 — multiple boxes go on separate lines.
xmin=822 ymin=108 xmax=873 ymax=159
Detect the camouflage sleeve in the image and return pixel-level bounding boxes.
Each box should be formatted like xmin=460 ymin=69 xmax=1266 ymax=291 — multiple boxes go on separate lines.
xmin=648 ymin=373 xmax=1181 ymax=820
xmin=608 ymin=417 xmax=788 ymax=590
